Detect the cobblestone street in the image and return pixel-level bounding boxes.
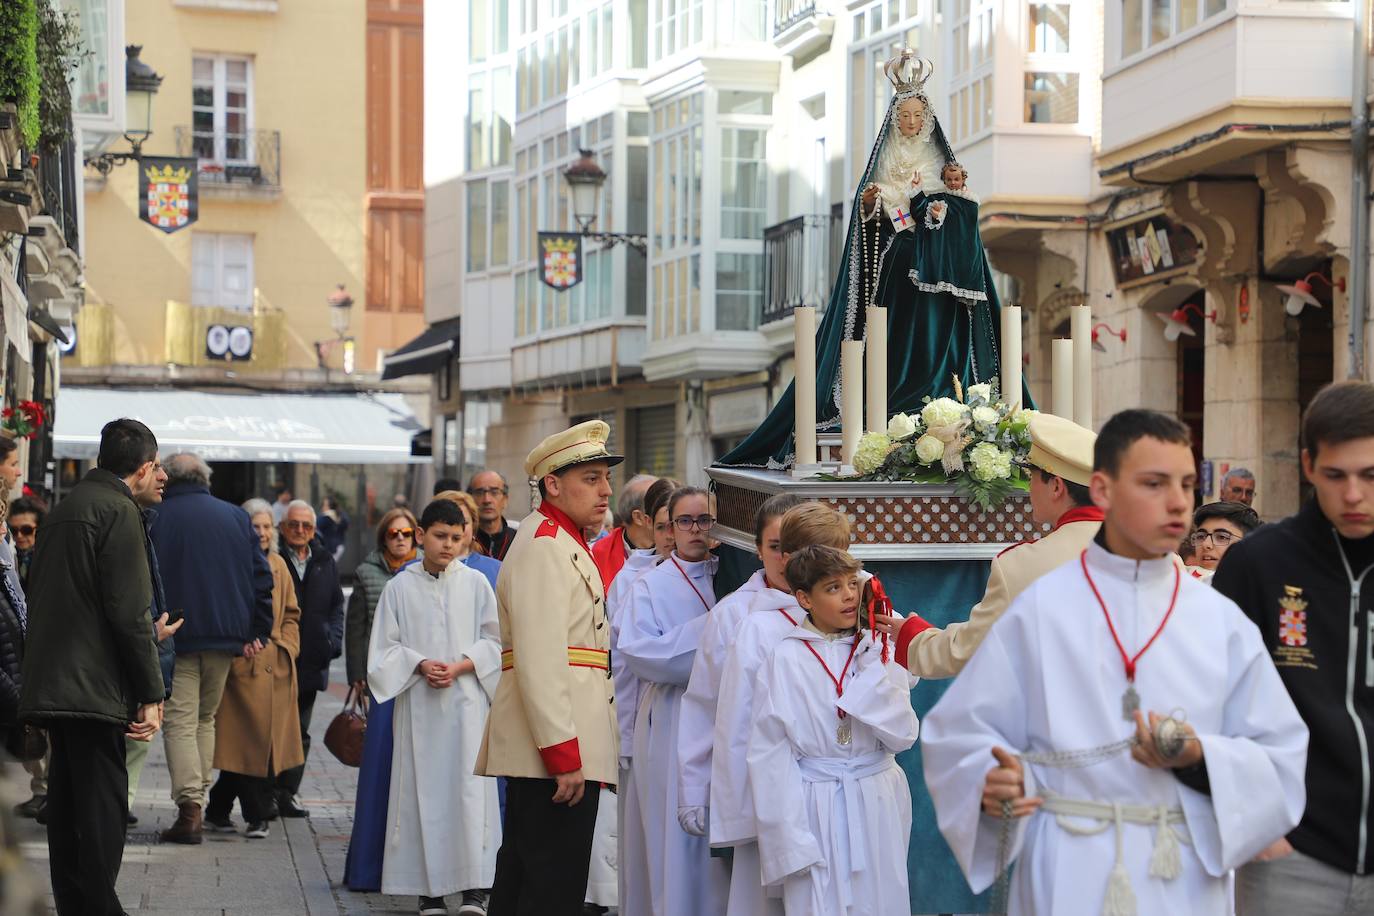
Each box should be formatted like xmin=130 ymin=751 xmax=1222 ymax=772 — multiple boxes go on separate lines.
xmin=12 ymin=662 xmax=418 ymax=915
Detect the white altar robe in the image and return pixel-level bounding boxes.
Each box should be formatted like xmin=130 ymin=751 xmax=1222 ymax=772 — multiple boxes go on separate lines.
xmin=607 ymin=547 xmax=659 ymax=916
xmin=677 ymin=568 xmax=766 ymax=811
xmin=712 ymin=584 xmax=803 ymax=916
xmin=367 ymin=561 xmax=503 ymax=897
xmin=921 ymin=540 xmax=1309 ymax=916
xmin=619 ymin=553 xmax=729 ymax=916
xmin=747 ymin=623 xmax=919 ymax=915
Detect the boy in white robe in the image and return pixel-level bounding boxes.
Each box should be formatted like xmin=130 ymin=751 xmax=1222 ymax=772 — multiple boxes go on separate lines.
xmin=921 ymin=409 xmax=1309 ymax=916
xmin=681 ymin=501 xmax=847 ymax=916
xmin=747 ymin=544 xmax=919 ymax=915
xmin=367 ymin=499 xmax=503 ymax=916
xmin=610 ymin=481 xmax=677 ymax=916
xmin=618 ymin=486 xmax=729 ymax=915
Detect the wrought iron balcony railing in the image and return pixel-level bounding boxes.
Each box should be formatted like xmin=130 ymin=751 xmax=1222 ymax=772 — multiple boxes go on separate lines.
xmin=762 ymin=205 xmax=843 ymax=325
xmin=773 ymin=0 xmax=819 ymax=36
xmin=37 ymin=136 xmax=79 ymax=252
xmin=174 ymin=126 xmax=282 ymax=189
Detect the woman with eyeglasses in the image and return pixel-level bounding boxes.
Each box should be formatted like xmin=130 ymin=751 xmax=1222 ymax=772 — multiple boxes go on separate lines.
xmin=344 ymin=506 xmax=422 ymax=892
xmin=619 ymin=486 xmax=730 ymax=915
xmin=1191 ymin=501 xmax=1262 ymax=574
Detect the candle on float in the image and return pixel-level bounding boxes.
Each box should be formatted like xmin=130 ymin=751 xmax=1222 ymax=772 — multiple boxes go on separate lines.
xmin=793 ymin=306 xmax=818 ymax=468
xmin=1000 ymin=305 xmax=1022 ymax=409
xmin=865 ymin=307 xmax=888 ymax=433
xmin=841 ymin=340 xmax=864 ymax=466
xmin=1052 ymin=338 xmax=1074 ymax=420
xmin=1071 ymin=304 xmax=1092 ymax=428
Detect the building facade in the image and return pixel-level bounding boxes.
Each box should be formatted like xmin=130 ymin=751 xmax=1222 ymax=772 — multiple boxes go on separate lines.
xmin=69 ymin=0 xmax=429 ymax=528
xmin=427 ymin=0 xmax=1364 ymax=519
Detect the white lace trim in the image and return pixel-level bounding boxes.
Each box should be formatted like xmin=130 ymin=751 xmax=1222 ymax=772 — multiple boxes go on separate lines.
xmin=930 ymin=186 xmax=980 ymax=203
xmin=924 ymin=203 xmax=947 ymax=231
xmin=906 ymin=272 xmax=989 ymax=302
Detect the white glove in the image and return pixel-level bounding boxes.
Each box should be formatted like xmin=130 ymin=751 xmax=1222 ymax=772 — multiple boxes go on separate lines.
xmin=677 ymin=805 xmax=708 ymax=837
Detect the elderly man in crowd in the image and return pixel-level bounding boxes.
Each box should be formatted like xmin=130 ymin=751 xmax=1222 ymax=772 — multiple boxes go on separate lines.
xmin=590 ymin=473 xmax=657 ymax=590
xmin=469 ymin=470 xmax=519 ymax=560
xmin=1219 ymin=466 xmax=1256 ymax=505
xmin=275 ymin=499 xmax=345 ymax=817
xmin=152 ymin=454 xmax=274 ymax=844
xmin=20 ymin=419 xmax=167 ymax=915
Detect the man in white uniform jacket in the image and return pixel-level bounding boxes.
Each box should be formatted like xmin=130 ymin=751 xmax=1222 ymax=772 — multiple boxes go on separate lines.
xmin=921 ymin=409 xmax=1309 ymax=916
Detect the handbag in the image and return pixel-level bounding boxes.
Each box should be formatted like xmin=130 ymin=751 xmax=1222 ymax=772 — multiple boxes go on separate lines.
xmin=5 ymin=724 xmax=46 ymax=763
xmin=324 ymin=685 xmax=367 ymax=767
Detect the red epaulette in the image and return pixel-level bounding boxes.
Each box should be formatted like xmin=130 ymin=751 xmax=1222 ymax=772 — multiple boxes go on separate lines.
xmin=535 ymin=518 xmax=560 ymax=539
xmin=996 ymin=540 xmax=1032 ymax=559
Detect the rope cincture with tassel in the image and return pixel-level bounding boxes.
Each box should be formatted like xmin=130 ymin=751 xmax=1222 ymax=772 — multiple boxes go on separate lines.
xmin=865 ymin=575 xmax=893 ymax=663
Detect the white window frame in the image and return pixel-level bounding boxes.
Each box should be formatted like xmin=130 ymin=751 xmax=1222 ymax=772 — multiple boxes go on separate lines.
xmin=1022 ymin=0 xmax=1082 ymax=126
xmin=192 ymin=54 xmax=255 ymax=165
xmin=1114 ymin=0 xmax=1231 ymax=68
xmin=191 ymin=233 xmax=255 ymax=311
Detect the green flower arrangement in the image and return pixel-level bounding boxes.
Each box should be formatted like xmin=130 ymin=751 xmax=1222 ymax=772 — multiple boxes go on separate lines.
xmin=840 ymin=377 xmax=1036 ymax=511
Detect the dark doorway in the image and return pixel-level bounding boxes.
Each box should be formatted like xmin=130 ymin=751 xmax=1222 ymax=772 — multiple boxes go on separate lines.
xmin=1296 ymin=265 xmax=1336 ymax=503
xmin=208 ymin=462 xmax=257 ymax=506
xmin=1176 ymin=291 xmax=1206 ymax=501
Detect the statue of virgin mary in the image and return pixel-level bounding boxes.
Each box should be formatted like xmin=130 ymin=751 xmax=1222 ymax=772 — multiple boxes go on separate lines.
xmin=720 ymin=51 xmax=1026 ymax=469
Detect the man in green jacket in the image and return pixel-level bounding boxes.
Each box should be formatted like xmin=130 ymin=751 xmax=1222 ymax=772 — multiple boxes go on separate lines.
xmin=20 ymin=418 xmax=167 ymax=916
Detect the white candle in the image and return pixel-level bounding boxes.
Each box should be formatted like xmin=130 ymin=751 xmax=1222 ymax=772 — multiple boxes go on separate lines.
xmin=793 ymin=306 xmax=817 ymax=467
xmin=1000 ymin=305 xmax=1022 ymax=409
xmin=1071 ymin=304 xmax=1092 ymax=429
xmin=866 ymin=306 xmax=888 ymax=433
xmin=841 ymin=340 xmax=864 ymax=466
xmin=1052 ymin=338 xmax=1074 ymax=420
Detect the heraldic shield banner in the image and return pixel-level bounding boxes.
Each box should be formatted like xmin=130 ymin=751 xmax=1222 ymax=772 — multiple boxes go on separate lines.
xmin=538 ymin=232 xmax=583 ymax=290
xmin=139 ymin=157 xmax=199 ymax=234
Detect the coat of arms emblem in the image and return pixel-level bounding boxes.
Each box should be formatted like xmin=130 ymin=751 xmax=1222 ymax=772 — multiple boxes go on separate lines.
xmin=1278 ymin=586 xmax=1308 ymax=648
xmin=539 ymin=232 xmax=583 ymax=290
xmin=138 ymin=157 xmax=200 ymax=234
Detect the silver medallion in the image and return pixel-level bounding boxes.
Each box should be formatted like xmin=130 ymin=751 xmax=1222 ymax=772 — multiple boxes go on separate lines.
xmin=1121 ymin=683 xmax=1140 ymax=722
xmin=837 ymin=717 xmax=853 ymax=746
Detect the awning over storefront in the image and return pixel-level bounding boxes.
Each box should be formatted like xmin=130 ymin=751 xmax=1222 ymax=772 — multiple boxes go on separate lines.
xmin=55 ymin=387 xmax=427 ymax=464
xmin=381 ymin=317 xmax=460 ymax=380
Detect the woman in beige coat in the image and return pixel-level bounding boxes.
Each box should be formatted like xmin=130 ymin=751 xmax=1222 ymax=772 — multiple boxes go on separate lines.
xmin=205 ymin=498 xmax=305 ymax=838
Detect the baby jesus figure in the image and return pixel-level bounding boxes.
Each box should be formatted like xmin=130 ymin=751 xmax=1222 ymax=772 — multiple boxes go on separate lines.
xmin=909 ymin=161 xmax=990 ymax=305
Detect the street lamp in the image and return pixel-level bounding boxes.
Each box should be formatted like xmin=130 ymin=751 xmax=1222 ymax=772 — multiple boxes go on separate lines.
xmin=560 ymin=149 xmax=646 ymax=253
xmin=1276 ymin=271 xmax=1345 ymax=317
xmin=85 ymin=46 xmax=163 ymax=175
xmin=328 ymin=283 xmax=354 ymax=337
xmin=317 ymin=284 xmax=356 ymax=374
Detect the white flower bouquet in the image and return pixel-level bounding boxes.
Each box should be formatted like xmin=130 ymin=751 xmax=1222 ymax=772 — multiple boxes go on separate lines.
xmin=843 ymin=376 xmax=1035 ymax=511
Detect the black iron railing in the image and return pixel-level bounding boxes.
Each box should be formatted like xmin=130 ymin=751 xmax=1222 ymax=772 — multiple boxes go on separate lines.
xmin=174 ymin=126 xmax=282 ymax=188
xmin=37 ymin=137 xmax=79 ymax=251
xmin=762 ymin=209 xmax=843 ymax=324
xmin=774 ymin=0 xmax=818 ymax=36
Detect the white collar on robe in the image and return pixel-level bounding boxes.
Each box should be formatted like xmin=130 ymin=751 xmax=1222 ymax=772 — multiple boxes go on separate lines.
xmin=1083 ymin=538 xmax=1177 ymax=587
xmin=796 ymin=618 xmax=859 ymax=644
xmin=668 ymin=552 xmax=718 ymax=578
xmin=749 ymin=584 xmax=800 ymax=616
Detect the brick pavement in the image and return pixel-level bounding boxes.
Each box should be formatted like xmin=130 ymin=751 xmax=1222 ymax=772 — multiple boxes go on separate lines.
xmin=11 ymin=660 xmax=417 ymax=915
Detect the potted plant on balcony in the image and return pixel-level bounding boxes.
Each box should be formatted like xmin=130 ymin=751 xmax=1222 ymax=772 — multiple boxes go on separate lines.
xmin=0 ymin=0 xmax=39 ymax=152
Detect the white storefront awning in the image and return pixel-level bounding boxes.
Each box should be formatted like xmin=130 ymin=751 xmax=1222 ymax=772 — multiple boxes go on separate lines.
xmin=55 ymin=387 xmax=427 ymax=464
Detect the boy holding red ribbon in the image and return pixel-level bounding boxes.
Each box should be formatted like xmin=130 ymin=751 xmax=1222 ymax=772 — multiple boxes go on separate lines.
xmin=746 ymin=544 xmax=919 ymax=915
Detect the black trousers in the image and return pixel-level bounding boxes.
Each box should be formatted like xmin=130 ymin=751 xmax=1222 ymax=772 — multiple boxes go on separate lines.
xmin=275 ymin=687 xmax=316 ymax=796
xmin=206 ymin=766 xmax=275 ymax=823
xmin=488 ymin=777 xmax=601 ymax=916
xmin=46 ymin=719 xmax=128 ymax=916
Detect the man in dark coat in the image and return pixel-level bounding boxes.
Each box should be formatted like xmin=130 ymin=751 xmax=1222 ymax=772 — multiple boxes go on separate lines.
xmin=276 ymin=499 xmax=345 ymax=816
xmin=151 ymin=453 xmax=274 ymax=844
xmin=19 ymin=418 xmax=166 ymax=916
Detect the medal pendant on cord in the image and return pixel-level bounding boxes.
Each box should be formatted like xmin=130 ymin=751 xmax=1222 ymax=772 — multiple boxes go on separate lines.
xmin=1080 ymin=551 xmax=1180 ymax=726
xmin=1122 ymin=683 xmax=1140 ymax=722
xmin=837 ymin=716 xmax=853 ymax=746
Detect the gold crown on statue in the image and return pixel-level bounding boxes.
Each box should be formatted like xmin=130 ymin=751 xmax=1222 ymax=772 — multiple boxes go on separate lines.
xmin=145 ymin=163 xmax=192 ymax=184
xmin=885 ymin=49 xmax=933 ymax=100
